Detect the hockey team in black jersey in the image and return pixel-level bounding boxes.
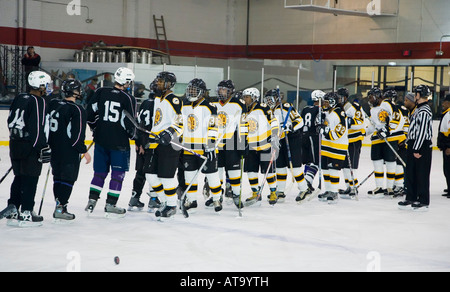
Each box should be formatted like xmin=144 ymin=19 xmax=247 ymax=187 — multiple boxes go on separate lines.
xmin=0 ymin=66 xmax=438 ymax=226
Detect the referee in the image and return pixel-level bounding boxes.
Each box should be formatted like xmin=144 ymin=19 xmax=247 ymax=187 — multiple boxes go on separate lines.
xmin=398 ymin=85 xmax=433 ymax=211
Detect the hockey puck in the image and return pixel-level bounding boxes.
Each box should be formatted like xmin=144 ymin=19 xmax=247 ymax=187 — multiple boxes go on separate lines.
xmin=114 ymin=256 xmax=120 ymax=265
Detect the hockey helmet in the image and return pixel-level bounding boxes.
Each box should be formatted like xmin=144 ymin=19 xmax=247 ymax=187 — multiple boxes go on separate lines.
xmin=216 ymin=80 xmax=235 ymax=101
xmin=322 ymin=92 xmax=339 ymax=110
xmin=114 ymin=67 xmax=135 ymax=86
xmin=242 ymin=87 xmax=260 ymax=103
xmin=337 ymin=87 xmax=349 ymax=102
xmin=62 ymin=79 xmax=82 ymax=99
xmin=311 ymin=90 xmax=325 ymax=102
xmin=28 ymin=71 xmax=52 ymax=90
xmin=263 ymin=89 xmax=278 ymax=109
xmin=156 ymin=71 xmax=177 ymax=90
xmin=186 ymin=78 xmax=208 ymax=102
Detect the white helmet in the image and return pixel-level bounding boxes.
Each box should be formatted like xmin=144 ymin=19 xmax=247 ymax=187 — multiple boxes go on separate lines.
xmin=28 ymin=71 xmax=52 ymax=90
xmin=242 ymin=87 xmax=260 ymax=102
xmin=311 ymin=90 xmax=325 ymax=102
xmin=114 ymin=67 xmax=135 ymax=85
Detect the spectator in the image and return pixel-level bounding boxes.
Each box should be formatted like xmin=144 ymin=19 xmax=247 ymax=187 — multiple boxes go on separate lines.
xmin=21 ymin=46 xmax=41 ymax=77
xmin=97 ymin=73 xmax=114 ymax=88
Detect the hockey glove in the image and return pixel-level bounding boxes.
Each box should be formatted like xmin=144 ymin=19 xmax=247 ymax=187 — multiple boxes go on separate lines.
xmin=204 ymin=147 xmax=216 ymax=162
xmin=377 ymin=126 xmax=389 ymax=140
xmin=157 ymin=128 xmax=175 ymax=146
xmin=38 ymin=146 xmax=51 ymax=163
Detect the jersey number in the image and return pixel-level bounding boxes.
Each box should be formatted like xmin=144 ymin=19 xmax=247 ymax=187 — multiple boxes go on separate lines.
xmin=103 ymin=101 xmax=121 ymax=122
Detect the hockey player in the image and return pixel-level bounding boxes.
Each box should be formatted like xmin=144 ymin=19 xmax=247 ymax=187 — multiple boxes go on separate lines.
xmin=263 ymin=89 xmax=312 ymax=203
xmin=437 ymin=94 xmax=450 ymax=198
xmin=206 ymin=79 xmax=247 ymax=209
xmin=366 ymin=87 xmax=405 ymax=198
xmin=317 ymin=92 xmax=349 ymax=204
xmin=1 ymin=71 xmax=52 ymax=226
xmin=48 ymin=79 xmax=91 ymax=221
xmin=85 ymin=67 xmax=137 ymax=217
xmin=337 ymin=87 xmax=365 ymax=198
xmin=128 ymin=79 xmax=159 ymax=212
xmin=301 ymin=90 xmax=325 ymax=190
xmin=181 ymin=78 xmax=222 ymax=213
xmin=242 ymin=88 xmax=279 ymax=206
xmin=146 ymin=71 xmax=184 ymax=219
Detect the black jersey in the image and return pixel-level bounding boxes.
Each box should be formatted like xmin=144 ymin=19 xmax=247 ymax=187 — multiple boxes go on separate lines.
xmin=48 ymin=99 xmax=88 ymax=161
xmin=301 ymin=105 xmax=320 ymax=136
xmin=8 ymin=93 xmax=48 ymax=151
xmin=135 ymin=94 xmax=155 ymax=148
xmin=86 ymin=86 xmax=137 ymax=150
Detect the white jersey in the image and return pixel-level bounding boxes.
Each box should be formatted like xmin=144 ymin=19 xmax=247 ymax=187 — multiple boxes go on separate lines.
xmin=149 ymin=91 xmax=183 ymax=149
xmin=343 ymin=101 xmax=365 ymax=143
xmin=273 ymin=102 xmax=303 ymax=139
xmin=213 ymin=97 xmax=246 ymax=148
xmin=322 ymin=107 xmax=348 ymax=161
xmin=369 ymin=99 xmax=405 ymax=144
xmin=245 ymin=102 xmax=279 ymax=151
xmin=182 ymin=97 xmax=218 ymax=155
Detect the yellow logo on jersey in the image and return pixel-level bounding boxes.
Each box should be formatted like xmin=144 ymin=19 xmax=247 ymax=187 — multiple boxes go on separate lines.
xmin=154 ymin=108 xmax=162 ymax=126
xmin=217 ymin=111 xmax=228 ymax=129
xmin=247 ymin=117 xmax=259 ymax=134
xmin=187 ymin=114 xmax=199 ymax=132
xmin=378 ymin=110 xmax=389 ymax=123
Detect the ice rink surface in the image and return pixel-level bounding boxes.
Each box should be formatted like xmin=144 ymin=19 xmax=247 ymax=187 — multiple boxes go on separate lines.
xmin=0 ymin=145 xmax=449 ymax=272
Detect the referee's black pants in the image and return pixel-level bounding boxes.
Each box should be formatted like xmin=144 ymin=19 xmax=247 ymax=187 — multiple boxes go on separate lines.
xmin=404 ymin=140 xmax=432 ymax=205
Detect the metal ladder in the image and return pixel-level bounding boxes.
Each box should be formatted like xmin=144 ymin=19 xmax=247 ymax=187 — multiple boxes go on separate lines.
xmin=153 ymin=15 xmax=171 ymax=64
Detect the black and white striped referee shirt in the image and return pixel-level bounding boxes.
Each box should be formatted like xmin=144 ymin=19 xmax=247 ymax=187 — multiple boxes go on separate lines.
xmin=407 ymin=102 xmax=433 ymax=152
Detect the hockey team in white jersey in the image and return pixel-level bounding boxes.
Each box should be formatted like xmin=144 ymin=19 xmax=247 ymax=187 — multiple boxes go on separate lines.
xmin=0 ymin=66 xmax=434 ymax=226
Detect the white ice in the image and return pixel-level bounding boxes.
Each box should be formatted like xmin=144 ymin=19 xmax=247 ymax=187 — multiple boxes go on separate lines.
xmin=0 ymin=145 xmax=449 ymax=272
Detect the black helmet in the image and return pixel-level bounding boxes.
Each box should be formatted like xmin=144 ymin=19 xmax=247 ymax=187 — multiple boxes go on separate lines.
xmin=383 ymin=87 xmax=397 ymax=100
xmin=62 ymin=79 xmax=82 ymax=99
xmin=323 ymin=92 xmax=339 ymax=109
xmin=414 ymin=84 xmax=431 ymax=98
xmin=337 ymin=87 xmax=349 ymax=99
xmin=186 ymin=78 xmax=207 ymax=102
xmin=263 ymin=89 xmax=278 ymax=109
xmin=156 ymin=71 xmax=176 ymax=89
xmin=368 ymin=87 xmax=383 ymax=98
xmin=216 ymin=80 xmax=235 ymax=101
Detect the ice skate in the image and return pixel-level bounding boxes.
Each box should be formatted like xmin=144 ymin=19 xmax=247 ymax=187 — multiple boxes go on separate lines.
xmin=340 ymin=187 xmax=358 ymax=200
xmin=53 ymin=203 xmax=75 ymax=224
xmin=147 ymin=196 xmax=161 ymax=213
xmin=296 ymin=188 xmax=313 ymax=204
xmin=268 ymin=190 xmax=278 ymax=206
xmin=393 ymin=186 xmax=405 ymax=198
xmin=213 ymin=199 xmax=222 ymax=212
xmin=225 ymin=182 xmax=233 ymax=199
xmin=0 ymin=204 xmax=17 ymax=220
xmin=181 ymin=196 xmax=198 ymax=213
xmin=318 ymin=191 xmax=331 ymax=202
xmin=8 ymin=210 xmax=43 ymax=227
xmin=128 ymin=194 xmax=145 ymax=211
xmin=276 ymin=191 xmax=286 ymax=203
xmin=85 ymin=199 xmax=97 ymax=214
xmin=232 ymin=194 xmax=244 ymax=209
xmin=155 ymin=204 xmax=176 ymax=221
xmin=368 ymin=187 xmax=385 ymax=199
xmin=104 ymin=203 xmax=126 ymax=219
xmin=205 ymin=195 xmax=223 ymax=208
xmin=327 ymin=192 xmax=339 ymax=204
xmin=386 ymin=188 xmax=394 ymax=198
xmin=244 ymin=189 xmax=261 ymax=207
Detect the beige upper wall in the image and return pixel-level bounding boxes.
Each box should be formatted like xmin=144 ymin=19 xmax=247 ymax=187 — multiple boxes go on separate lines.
xmin=1 ymin=0 xmax=449 ymax=47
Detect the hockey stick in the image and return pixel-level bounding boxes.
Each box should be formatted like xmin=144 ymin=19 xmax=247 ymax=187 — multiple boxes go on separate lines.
xmin=123 ymin=110 xmax=207 ymax=160
xmin=0 ymin=166 xmax=13 ymax=185
xmin=276 ymin=86 xmax=295 ymax=183
xmin=38 ymin=165 xmax=51 ymax=216
xmin=81 ymin=141 xmax=94 ymax=160
xmin=364 ymin=113 xmax=406 ymax=167
xmin=237 ymin=155 xmax=244 ymax=217
xmin=356 ymin=170 xmax=375 ymax=190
